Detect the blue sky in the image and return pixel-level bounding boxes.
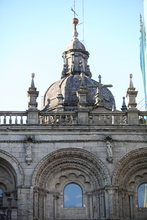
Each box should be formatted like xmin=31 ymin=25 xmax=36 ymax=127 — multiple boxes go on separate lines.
xmin=64 ymin=183 xmax=83 ymax=207
xmin=0 ymin=0 xmax=145 ymax=110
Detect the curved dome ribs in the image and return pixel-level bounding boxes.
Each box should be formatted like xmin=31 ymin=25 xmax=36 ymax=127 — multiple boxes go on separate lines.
xmin=42 ymin=18 xmax=115 ymax=111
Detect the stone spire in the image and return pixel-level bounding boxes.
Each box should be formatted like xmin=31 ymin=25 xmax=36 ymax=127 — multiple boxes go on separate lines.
xmin=56 ymin=85 xmax=64 ymax=111
xmin=126 ymin=74 xmax=138 ymax=109
xmin=27 ymin=73 xmax=39 ymax=110
xmin=121 ymin=97 xmax=127 ymax=111
xmin=61 ymin=18 xmax=91 ymax=78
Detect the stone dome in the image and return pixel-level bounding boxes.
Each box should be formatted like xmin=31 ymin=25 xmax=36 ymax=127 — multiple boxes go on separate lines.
xmin=43 ymin=74 xmax=115 ymax=111
xmin=66 ymin=38 xmax=86 ymax=51
xmin=42 ymin=18 xmax=115 ymax=111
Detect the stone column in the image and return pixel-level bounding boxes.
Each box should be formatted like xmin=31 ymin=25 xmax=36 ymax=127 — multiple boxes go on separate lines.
xmin=86 ymin=192 xmax=94 ymax=219
xmin=97 ymin=192 xmax=101 ymax=219
xmin=93 ymin=192 xmax=100 ymax=219
xmin=33 ymin=188 xmax=39 ymax=220
xmin=129 ymin=194 xmax=134 ymax=219
xmin=53 ymin=193 xmax=59 ymax=220
xmin=17 ymin=186 xmax=33 ymax=220
xmin=38 ymin=189 xmax=46 ymax=220
xmin=104 ymin=186 xmax=121 ymax=219
xmin=99 ymin=190 xmax=106 ymax=218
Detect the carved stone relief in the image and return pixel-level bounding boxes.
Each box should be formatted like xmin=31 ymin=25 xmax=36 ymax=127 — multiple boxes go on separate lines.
xmin=105 ymin=136 xmax=113 ymax=163
xmin=24 ymin=135 xmax=34 ymax=165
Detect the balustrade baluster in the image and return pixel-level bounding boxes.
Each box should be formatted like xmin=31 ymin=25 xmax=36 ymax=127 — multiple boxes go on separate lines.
xmin=70 ymin=115 xmax=73 ymax=124
xmin=65 ymin=115 xmax=68 ymax=124
xmin=20 ymin=116 xmax=23 ymax=124
xmin=15 ymin=116 xmax=18 ymax=124
xmin=54 ymin=115 xmax=56 ymax=124
xmin=44 ymin=116 xmax=46 ymax=124
xmin=58 ymin=115 xmax=61 ymax=124
xmin=48 ymin=116 xmax=50 ymax=125
xmin=3 ymin=115 xmax=6 ymax=124
xmin=56 ymin=115 xmax=60 ymax=124
xmin=112 ymin=115 xmax=114 ymax=124
xmin=9 ymin=115 xmax=12 ymax=124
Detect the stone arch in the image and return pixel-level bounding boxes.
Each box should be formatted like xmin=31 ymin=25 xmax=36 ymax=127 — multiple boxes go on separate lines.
xmin=32 ymin=148 xmax=111 ymax=220
xmin=32 ymin=148 xmax=111 ymax=188
xmin=0 ymin=149 xmax=24 ymax=186
xmin=112 ymin=147 xmax=147 ymax=187
xmin=112 ymin=148 xmax=147 ymax=220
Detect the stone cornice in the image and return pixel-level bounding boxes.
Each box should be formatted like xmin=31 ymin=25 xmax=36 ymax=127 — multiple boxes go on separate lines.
xmin=0 ymin=124 xmax=147 ymax=132
xmin=0 ymin=139 xmax=146 ymax=143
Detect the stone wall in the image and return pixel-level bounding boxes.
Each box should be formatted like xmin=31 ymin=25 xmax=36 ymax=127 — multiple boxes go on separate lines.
xmin=0 ymin=124 xmax=147 ymax=220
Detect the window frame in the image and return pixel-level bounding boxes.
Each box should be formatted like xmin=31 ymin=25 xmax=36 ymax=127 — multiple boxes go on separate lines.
xmin=63 ymin=182 xmax=83 ymax=208
xmin=0 ymin=188 xmax=4 ymax=207
xmin=137 ymin=182 xmax=147 ymax=208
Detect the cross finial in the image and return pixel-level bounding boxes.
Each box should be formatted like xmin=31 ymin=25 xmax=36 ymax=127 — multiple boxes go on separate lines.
xmin=71 ymin=0 xmax=78 ymax=18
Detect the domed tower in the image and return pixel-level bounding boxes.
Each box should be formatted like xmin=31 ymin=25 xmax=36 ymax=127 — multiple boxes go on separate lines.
xmin=42 ymin=18 xmax=115 ymax=111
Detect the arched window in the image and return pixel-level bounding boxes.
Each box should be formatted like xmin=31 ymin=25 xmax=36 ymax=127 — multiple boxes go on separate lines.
xmin=0 ymin=188 xmax=4 ymax=206
xmin=64 ymin=183 xmax=83 ymax=208
xmin=138 ymin=183 xmax=147 ymax=208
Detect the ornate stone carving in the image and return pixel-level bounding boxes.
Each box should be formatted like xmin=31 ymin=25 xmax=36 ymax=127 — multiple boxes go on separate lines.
xmin=112 ymin=148 xmax=147 ymax=186
xmin=24 ymin=135 xmax=34 ymax=165
xmin=32 ymin=148 xmax=111 ymax=188
xmin=105 ymin=136 xmax=113 ymax=163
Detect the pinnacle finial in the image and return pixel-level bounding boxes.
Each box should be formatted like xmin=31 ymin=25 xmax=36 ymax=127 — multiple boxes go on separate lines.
xmin=121 ymin=97 xmax=127 ymax=111
xmin=31 ymin=73 xmax=35 ymax=88
xmin=129 ymin=73 xmax=134 ymax=89
xmin=72 ymin=18 xmax=79 ymax=38
xmin=32 ymin=73 xmax=35 ymax=78
xmin=98 ymin=75 xmax=102 ymax=84
xmin=140 ymin=14 xmax=143 ymax=24
xmin=57 ymin=84 xmax=64 ymax=110
xmin=28 ymin=73 xmax=39 ymax=111
xmin=126 ymin=74 xmax=138 ymax=109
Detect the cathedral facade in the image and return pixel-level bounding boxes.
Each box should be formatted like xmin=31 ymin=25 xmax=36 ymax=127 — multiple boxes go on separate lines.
xmin=0 ymin=18 xmax=147 ymax=220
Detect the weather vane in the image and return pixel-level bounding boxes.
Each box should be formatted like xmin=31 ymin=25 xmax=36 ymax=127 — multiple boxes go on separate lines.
xmin=71 ymin=0 xmax=78 ymax=18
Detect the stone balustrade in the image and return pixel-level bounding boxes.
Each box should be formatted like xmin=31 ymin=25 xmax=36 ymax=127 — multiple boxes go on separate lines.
xmin=0 ymin=110 xmax=147 ymax=126
xmin=0 ymin=111 xmax=27 ymax=125
xmin=39 ymin=112 xmax=77 ymax=125
xmin=89 ymin=111 xmax=127 ymax=125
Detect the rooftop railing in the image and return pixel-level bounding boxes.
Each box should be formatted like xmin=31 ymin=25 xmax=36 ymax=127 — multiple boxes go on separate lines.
xmin=89 ymin=111 xmax=127 ymax=125
xmin=39 ymin=111 xmax=77 ymax=125
xmin=0 ymin=110 xmax=146 ymax=126
xmin=0 ymin=111 xmax=27 ymax=125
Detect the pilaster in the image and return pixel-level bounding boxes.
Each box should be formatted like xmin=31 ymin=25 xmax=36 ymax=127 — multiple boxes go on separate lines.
xmin=17 ymin=186 xmax=33 ymax=220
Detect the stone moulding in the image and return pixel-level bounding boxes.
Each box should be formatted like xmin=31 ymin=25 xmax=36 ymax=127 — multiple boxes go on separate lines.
xmin=0 ymin=149 xmax=24 ymax=186
xmin=112 ymin=147 xmax=147 ymax=186
xmin=32 ymin=148 xmax=111 ymax=188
